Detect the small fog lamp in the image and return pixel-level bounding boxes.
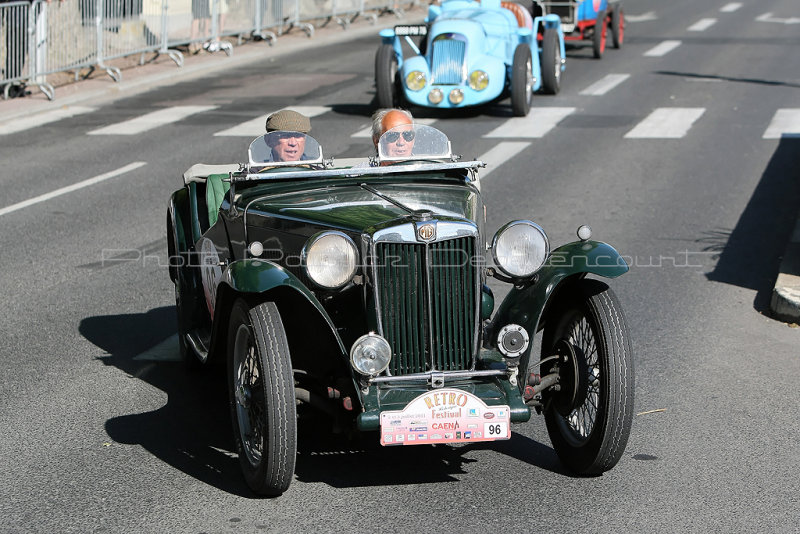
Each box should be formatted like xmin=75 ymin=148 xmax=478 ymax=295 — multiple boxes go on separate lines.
xmin=350 ymin=334 xmax=392 ymax=376
xmin=449 ymin=88 xmax=464 ymax=104
xmin=248 ymin=241 xmax=264 ymax=257
xmin=428 ymin=88 xmax=444 ymax=104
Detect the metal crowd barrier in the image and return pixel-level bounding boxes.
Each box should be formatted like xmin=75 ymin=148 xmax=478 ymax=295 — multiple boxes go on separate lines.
xmin=0 ymin=0 xmax=419 ymax=100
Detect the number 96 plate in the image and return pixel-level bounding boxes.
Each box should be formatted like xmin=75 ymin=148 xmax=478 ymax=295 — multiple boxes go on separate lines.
xmin=380 ymin=388 xmax=511 ymax=446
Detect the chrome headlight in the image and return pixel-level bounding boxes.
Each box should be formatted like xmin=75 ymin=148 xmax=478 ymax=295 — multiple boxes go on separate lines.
xmin=302 ymin=231 xmax=358 ymax=289
xmin=491 ymin=221 xmax=549 ymax=278
xmin=350 ymin=334 xmax=392 ymax=376
xmin=406 ymin=71 xmax=427 ymax=91
xmin=469 ymin=70 xmax=489 ymax=91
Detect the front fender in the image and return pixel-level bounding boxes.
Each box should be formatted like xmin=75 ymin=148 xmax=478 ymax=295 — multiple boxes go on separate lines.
xmin=489 ymin=240 xmax=628 ymax=387
xmin=216 ymin=259 xmax=347 ymax=355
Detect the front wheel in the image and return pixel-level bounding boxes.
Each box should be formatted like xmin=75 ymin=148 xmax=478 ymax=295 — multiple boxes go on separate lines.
xmin=228 ymin=300 xmax=297 ymax=496
xmin=542 ymin=279 xmax=634 ymax=475
xmin=375 ymin=43 xmax=399 ymax=109
xmin=511 ymin=44 xmax=533 ymax=117
xmin=610 ymin=3 xmax=624 ymax=49
xmin=592 ymin=10 xmax=608 ymax=59
xmin=540 ymin=28 xmax=562 ymax=95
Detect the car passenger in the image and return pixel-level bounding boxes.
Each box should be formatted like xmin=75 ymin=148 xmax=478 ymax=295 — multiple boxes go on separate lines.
xmin=352 ymin=108 xmax=415 ymax=168
xmin=264 ymin=109 xmax=312 ymax=162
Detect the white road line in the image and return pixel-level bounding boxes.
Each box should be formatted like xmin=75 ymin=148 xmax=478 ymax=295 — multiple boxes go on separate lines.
xmin=0 ymin=161 xmax=147 ymax=217
xmin=644 ymin=40 xmax=682 ymax=57
xmin=477 ymin=142 xmax=531 ymax=178
xmin=88 ymin=106 xmax=218 ymax=135
xmin=688 ymin=18 xmax=717 ymax=31
xmin=351 ymin=118 xmax=437 ymax=138
xmin=580 ymin=74 xmax=631 ymax=96
xmin=624 ymin=108 xmax=706 ymax=139
xmin=0 ymin=106 xmax=96 ymax=135
xmin=214 ymin=106 xmax=332 ymax=137
xmin=626 ymin=11 xmax=658 ymax=22
xmin=763 ymin=109 xmax=800 ymax=139
xmin=720 ymin=3 xmax=742 ymax=13
xmin=483 ymin=107 xmax=576 ymax=138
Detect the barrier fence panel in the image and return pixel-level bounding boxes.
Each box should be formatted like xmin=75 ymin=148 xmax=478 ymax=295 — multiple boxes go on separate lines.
xmin=1 ymin=1 xmax=33 ymax=90
xmin=254 ymin=0 xmax=282 ymax=38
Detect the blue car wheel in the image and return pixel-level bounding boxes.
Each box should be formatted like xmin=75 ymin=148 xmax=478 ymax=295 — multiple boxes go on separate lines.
xmin=511 ymin=44 xmax=532 ymax=117
xmin=375 ymin=43 xmax=399 ymax=108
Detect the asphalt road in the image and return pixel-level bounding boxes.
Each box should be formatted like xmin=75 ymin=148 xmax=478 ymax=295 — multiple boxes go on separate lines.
xmin=1 ymin=0 xmax=799 ymax=532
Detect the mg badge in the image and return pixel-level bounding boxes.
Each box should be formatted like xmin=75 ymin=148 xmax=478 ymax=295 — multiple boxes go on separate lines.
xmin=418 ymin=223 xmax=436 ymax=242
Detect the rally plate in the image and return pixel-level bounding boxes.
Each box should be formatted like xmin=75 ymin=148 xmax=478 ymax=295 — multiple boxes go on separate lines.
xmin=394 ymin=24 xmax=428 ymax=37
xmin=380 ymin=388 xmax=511 ymax=446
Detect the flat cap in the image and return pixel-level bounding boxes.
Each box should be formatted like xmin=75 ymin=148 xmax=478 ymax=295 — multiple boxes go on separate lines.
xmin=265 ymin=109 xmax=312 ymax=133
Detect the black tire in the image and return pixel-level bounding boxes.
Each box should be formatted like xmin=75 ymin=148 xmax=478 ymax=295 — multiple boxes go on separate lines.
xmin=542 ymin=279 xmax=634 ymax=475
xmin=375 ymin=43 xmax=398 ymax=109
xmin=511 ymin=44 xmax=532 ymax=117
xmin=540 ymin=28 xmax=562 ymax=95
xmin=610 ymin=3 xmax=624 ymax=49
xmin=592 ymin=10 xmax=607 ymax=59
xmin=228 ymin=300 xmax=297 ymax=495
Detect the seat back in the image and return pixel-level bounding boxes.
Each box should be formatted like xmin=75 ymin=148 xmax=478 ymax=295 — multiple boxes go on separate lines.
xmin=501 ymin=1 xmax=533 ymax=29
xmin=206 ymin=173 xmax=231 ymax=227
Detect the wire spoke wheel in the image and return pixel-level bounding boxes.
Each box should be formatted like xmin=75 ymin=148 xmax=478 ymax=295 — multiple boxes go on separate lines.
xmin=543 ymin=279 xmax=634 ymax=475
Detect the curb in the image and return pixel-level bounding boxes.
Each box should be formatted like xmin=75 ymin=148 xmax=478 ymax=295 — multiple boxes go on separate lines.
xmin=0 ymin=11 xmax=421 ymax=124
xmin=771 ymin=216 xmax=800 ymax=323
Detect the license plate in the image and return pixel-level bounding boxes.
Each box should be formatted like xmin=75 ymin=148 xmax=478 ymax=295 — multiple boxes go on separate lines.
xmin=394 ymin=24 xmax=428 ymax=37
xmin=380 ymin=388 xmax=510 ymax=446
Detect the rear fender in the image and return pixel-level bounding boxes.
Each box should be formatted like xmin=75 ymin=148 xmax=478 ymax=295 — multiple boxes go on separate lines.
xmin=167 ymin=188 xmax=191 ymax=283
xmin=489 ymin=240 xmax=628 ymax=388
xmin=533 ymin=15 xmax=566 ymax=62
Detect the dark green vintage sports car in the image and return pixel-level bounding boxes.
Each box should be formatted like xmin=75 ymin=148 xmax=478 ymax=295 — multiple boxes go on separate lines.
xmin=167 ymin=125 xmax=634 ymax=496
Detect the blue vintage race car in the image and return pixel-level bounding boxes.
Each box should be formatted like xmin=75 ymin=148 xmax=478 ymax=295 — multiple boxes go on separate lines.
xmin=375 ymin=0 xmax=566 ymax=116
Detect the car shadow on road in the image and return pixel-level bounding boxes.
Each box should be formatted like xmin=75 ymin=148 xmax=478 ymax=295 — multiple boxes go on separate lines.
xmin=79 ymin=306 xmax=255 ymax=498
xmin=704 ymin=137 xmax=800 ymax=314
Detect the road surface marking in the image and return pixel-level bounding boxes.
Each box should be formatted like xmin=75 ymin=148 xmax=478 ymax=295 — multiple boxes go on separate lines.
xmin=720 ymin=3 xmax=742 ymax=13
xmin=580 ymin=74 xmax=631 ymax=95
xmin=477 ymin=142 xmax=531 ymax=178
xmin=214 ymin=105 xmax=332 ymax=137
xmin=688 ymin=18 xmax=717 ymax=31
xmin=624 ymin=108 xmax=706 ymax=139
xmin=626 ymin=11 xmax=657 ymax=22
xmin=88 ymin=106 xmax=218 ymax=135
xmin=351 ymin=118 xmax=437 ymax=138
xmin=755 ymin=13 xmax=800 ymax=24
xmin=644 ymin=40 xmax=682 ymax=57
xmin=0 ymin=106 xmax=96 ymax=135
xmin=483 ymin=107 xmax=576 ymax=138
xmin=0 ymin=161 xmax=147 ymax=217
xmin=762 ymin=109 xmax=800 ymax=139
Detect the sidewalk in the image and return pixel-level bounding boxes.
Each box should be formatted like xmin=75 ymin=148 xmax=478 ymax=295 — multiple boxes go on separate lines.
xmin=0 ymin=9 xmax=421 ymax=124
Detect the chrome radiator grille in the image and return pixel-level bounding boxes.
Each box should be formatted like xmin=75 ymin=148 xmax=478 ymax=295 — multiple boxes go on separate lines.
xmin=375 ymin=237 xmax=478 ymax=375
xmin=431 ymin=38 xmax=466 ymax=85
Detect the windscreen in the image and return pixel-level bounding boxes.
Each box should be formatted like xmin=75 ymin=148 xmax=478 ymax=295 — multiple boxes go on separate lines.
xmin=248 ymin=131 xmax=323 ymax=167
xmin=377 ymin=124 xmax=452 ymax=163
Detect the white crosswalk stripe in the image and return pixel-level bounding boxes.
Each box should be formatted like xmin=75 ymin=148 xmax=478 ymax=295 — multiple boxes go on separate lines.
xmin=0 ymin=106 xmax=96 ymax=135
xmin=477 ymin=142 xmax=531 ymax=178
xmin=762 ymin=109 xmax=800 ymax=139
xmin=580 ymin=74 xmax=631 ymax=96
xmin=213 ymin=105 xmax=332 ymax=137
xmin=644 ymin=40 xmax=682 ymax=57
xmin=351 ymin=118 xmax=437 ymax=138
xmin=688 ymin=18 xmax=717 ymax=31
xmin=483 ymin=107 xmax=576 ymax=138
xmin=720 ymin=3 xmax=742 ymax=13
xmin=88 ymin=106 xmax=218 ymax=135
xmin=624 ymin=108 xmax=706 ymax=138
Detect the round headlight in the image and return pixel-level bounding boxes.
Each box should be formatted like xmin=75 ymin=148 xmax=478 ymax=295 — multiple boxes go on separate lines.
xmin=449 ymin=88 xmax=464 ymax=104
xmin=469 ymin=70 xmax=489 ymax=91
xmin=350 ymin=334 xmax=392 ymax=376
xmin=302 ymin=231 xmax=358 ymax=289
xmin=428 ymin=88 xmax=444 ymax=104
xmin=405 ymin=71 xmax=427 ymax=91
xmin=492 ymin=221 xmax=549 ymax=278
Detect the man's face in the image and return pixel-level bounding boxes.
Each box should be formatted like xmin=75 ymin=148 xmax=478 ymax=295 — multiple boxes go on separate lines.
xmin=383 ymin=126 xmax=415 ymax=157
xmin=271 ymin=132 xmax=306 ymax=161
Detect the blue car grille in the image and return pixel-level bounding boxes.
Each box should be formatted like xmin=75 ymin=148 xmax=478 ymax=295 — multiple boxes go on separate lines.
xmin=431 ymin=38 xmax=466 ymax=85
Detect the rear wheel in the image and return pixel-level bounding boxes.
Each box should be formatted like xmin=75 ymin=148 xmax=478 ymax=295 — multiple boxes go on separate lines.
xmin=228 ymin=300 xmax=297 ymax=496
xmin=511 ymin=44 xmax=533 ymax=117
xmin=542 ymin=279 xmax=634 ymax=475
xmin=375 ymin=43 xmax=399 ymax=109
xmin=540 ymin=28 xmax=562 ymax=95
xmin=592 ymin=10 xmax=608 ymax=58
xmin=610 ymin=3 xmax=624 ymax=49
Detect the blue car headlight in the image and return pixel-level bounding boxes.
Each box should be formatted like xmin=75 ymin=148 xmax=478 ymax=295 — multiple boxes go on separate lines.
xmin=405 ymin=71 xmax=427 ymax=91
xmin=469 ymin=70 xmax=489 ymax=91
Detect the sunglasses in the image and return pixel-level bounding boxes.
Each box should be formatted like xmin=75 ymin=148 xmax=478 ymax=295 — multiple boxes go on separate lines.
xmin=385 ymin=130 xmax=415 ymax=143
xmin=275 ymin=132 xmax=305 ymax=140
